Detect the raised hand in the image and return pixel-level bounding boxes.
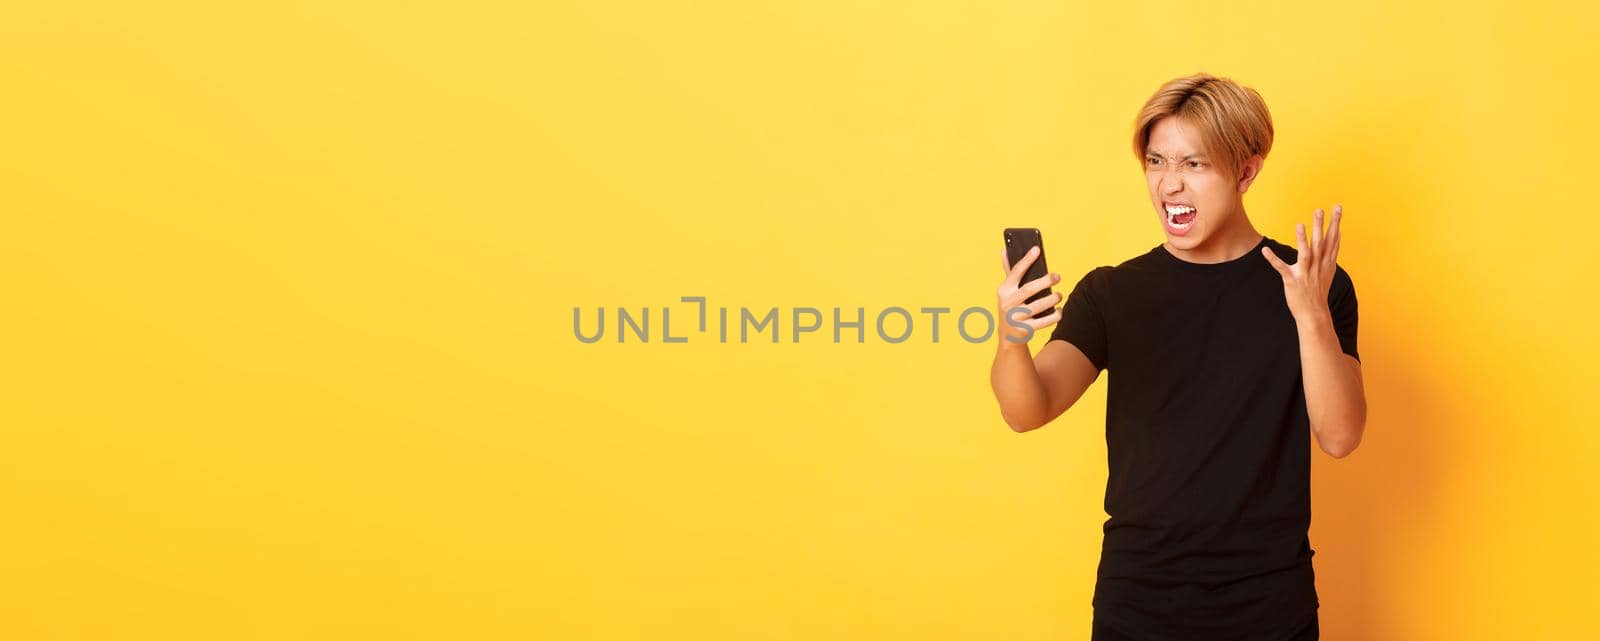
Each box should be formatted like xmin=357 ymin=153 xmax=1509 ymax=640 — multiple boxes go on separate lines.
xmin=1262 ymin=203 xmax=1343 ymax=324
xmin=997 ymin=246 xmax=1062 ymax=344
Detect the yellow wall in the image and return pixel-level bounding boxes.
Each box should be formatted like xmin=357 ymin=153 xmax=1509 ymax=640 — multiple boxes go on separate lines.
xmin=4 ymin=1 xmax=1597 ymax=639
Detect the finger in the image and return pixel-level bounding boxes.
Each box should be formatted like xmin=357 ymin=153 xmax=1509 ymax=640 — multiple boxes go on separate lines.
xmin=1024 ymin=308 xmax=1062 ymax=330
xmin=1262 ymin=246 xmax=1292 ymax=278
xmin=1325 ymin=204 xmax=1342 ymax=265
xmin=1311 ymin=208 xmax=1324 ymax=256
xmin=1003 ymin=305 xmax=1032 ymax=325
xmin=1017 ymin=271 xmax=1060 ymax=298
xmin=1026 ymin=291 xmax=1063 ymax=315
xmin=1004 ymin=246 xmax=1039 ymax=287
xmin=1295 ymin=222 xmax=1312 ymax=271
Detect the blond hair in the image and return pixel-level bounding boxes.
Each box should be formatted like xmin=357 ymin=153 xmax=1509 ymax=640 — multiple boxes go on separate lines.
xmin=1133 ymin=73 xmax=1274 ymax=179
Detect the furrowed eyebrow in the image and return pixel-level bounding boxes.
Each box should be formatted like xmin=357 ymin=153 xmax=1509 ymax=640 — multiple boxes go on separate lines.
xmin=1145 ymin=151 xmax=1208 ymax=161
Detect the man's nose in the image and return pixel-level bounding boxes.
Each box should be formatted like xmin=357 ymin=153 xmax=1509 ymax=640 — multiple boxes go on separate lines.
xmin=1161 ymin=172 xmax=1184 ymax=194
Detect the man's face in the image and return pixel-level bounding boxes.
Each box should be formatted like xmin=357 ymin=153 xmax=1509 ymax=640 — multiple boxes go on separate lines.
xmin=1143 ymin=116 xmax=1244 ymax=250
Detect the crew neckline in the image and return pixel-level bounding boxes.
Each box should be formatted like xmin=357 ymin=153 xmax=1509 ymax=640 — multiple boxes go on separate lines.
xmin=1156 ymin=235 xmax=1272 ymax=270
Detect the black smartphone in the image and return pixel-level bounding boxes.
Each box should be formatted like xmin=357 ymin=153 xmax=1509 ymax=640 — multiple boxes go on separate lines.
xmin=1003 ymin=227 xmax=1053 ymax=320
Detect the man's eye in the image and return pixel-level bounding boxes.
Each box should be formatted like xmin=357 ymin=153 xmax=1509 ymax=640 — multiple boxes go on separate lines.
xmin=1147 ymin=157 xmax=1161 ymax=166
xmin=1187 ymin=161 xmax=1202 ymax=168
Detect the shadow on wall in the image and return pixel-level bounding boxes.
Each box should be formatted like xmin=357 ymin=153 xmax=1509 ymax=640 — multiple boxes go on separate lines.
xmin=1296 ymin=110 xmax=1459 ymax=641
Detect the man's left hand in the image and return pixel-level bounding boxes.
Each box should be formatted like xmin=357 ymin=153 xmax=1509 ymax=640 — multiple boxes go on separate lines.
xmin=1263 ymin=203 xmax=1343 ymax=323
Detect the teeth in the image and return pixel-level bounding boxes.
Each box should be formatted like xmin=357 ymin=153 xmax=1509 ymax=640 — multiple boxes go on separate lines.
xmin=1165 ymin=204 xmax=1195 ymax=228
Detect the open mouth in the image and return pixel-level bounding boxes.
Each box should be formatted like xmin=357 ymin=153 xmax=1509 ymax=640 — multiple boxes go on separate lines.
xmin=1164 ymin=203 xmax=1197 ymax=232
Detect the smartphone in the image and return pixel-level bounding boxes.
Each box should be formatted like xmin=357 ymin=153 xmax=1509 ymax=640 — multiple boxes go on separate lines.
xmin=1003 ymin=227 xmax=1053 ymax=320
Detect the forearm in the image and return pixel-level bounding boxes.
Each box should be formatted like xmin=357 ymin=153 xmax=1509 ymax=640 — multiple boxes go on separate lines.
xmin=1296 ymin=311 xmax=1367 ymax=457
xmin=990 ymin=342 xmax=1050 ymax=432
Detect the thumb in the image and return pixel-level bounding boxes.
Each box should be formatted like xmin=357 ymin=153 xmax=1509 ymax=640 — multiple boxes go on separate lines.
xmin=1261 ymin=246 xmax=1292 ymax=278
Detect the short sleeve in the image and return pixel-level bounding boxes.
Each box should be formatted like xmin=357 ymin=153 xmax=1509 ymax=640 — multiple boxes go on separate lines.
xmin=1048 ymin=266 xmax=1110 ymax=371
xmin=1329 ymin=266 xmax=1360 ymax=363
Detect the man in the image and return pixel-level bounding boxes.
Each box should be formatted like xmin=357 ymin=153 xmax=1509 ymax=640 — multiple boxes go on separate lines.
xmin=987 ymin=73 xmax=1366 ymax=641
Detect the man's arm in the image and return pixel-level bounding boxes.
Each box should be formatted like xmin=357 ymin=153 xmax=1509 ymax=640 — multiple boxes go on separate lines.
xmin=988 ymin=247 xmax=1102 ymax=433
xmin=1263 ymin=203 xmax=1368 ymax=458
xmin=991 ymin=339 xmax=1101 ymax=433
xmin=1296 ymin=313 xmax=1367 ymax=457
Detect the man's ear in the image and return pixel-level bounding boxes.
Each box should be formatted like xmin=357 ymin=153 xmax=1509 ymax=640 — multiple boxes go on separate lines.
xmin=1237 ymin=155 xmax=1264 ymax=193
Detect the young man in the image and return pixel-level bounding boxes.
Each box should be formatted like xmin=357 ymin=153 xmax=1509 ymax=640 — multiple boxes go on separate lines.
xmin=988 ymin=73 xmax=1366 ymax=641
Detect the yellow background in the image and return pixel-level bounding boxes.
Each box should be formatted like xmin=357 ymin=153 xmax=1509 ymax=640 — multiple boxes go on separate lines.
xmin=4 ymin=1 xmax=1597 ymax=639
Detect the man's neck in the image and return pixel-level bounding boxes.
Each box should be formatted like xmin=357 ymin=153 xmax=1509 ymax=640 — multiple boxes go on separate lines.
xmin=1163 ymin=214 xmax=1263 ymax=264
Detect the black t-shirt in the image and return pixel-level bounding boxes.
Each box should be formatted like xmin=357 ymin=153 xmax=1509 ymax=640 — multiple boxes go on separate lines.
xmin=1048 ymin=235 xmax=1359 ymax=641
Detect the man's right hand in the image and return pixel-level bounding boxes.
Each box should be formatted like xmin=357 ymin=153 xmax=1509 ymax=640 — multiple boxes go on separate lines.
xmin=996 ymin=246 xmax=1063 ymax=346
